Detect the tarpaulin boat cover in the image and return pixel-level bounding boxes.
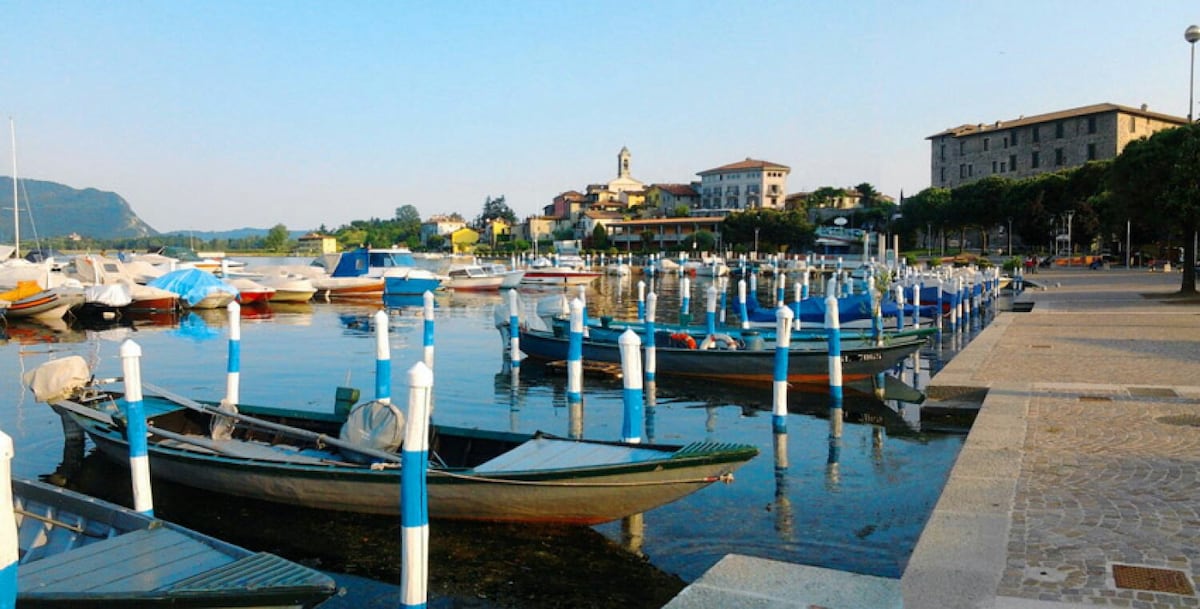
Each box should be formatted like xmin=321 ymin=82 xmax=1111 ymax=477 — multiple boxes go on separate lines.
xmin=84 ymin=283 xmax=133 ymax=307
xmin=147 ymin=268 xmax=238 ymax=306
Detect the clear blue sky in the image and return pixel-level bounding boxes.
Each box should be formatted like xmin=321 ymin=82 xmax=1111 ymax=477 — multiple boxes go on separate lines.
xmin=3 ymin=1 xmax=1198 ymax=233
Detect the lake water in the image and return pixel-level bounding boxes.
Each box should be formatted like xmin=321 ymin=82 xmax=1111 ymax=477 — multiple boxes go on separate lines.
xmin=0 ymin=258 xmax=984 ymax=606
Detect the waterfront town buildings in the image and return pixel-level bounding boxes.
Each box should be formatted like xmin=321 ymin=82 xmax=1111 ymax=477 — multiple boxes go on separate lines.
xmin=927 ymin=102 xmax=1188 ymax=189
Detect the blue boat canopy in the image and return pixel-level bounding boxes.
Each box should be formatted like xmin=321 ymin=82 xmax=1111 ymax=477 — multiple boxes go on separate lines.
xmin=147 ymin=268 xmax=238 ymax=306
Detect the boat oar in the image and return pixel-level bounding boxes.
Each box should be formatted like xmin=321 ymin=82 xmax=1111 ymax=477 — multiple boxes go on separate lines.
xmin=141 ymin=382 xmax=404 ymax=464
xmin=50 ymin=398 xmax=263 ymax=459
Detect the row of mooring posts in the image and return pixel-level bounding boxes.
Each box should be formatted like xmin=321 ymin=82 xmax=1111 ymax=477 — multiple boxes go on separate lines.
xmin=55 ymin=298 xmax=443 ymax=609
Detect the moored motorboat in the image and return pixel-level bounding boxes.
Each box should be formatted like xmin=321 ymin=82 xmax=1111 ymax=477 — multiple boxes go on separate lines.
xmin=0 ymin=281 xmax=85 ymax=321
xmin=229 ymin=277 xmax=276 ymax=305
xmin=10 ymin=476 xmax=336 ymax=608
xmin=442 ymin=263 xmax=505 ymax=291
xmin=147 ymin=268 xmax=239 ymax=310
xmin=325 ymin=247 xmax=440 ymax=295
xmin=258 ymin=272 xmax=317 ymax=303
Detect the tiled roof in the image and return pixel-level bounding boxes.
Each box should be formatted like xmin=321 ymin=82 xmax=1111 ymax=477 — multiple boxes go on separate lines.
xmin=608 ymin=216 xmax=725 ymax=226
xmin=583 ymin=210 xmax=625 ymax=219
xmin=698 ymin=158 xmax=791 ymax=175
xmin=652 ymin=183 xmax=699 ymax=196
xmin=927 ymin=102 xmax=1188 ymax=139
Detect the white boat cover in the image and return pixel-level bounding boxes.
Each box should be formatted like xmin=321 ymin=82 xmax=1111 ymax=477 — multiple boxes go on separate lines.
xmin=23 ymin=356 xmax=90 ymax=402
xmin=84 ymin=283 xmax=133 ymax=307
xmin=338 ymin=401 xmax=405 ymax=463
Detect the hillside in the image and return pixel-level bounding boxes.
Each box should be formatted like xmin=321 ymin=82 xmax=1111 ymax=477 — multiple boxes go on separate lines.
xmin=0 ymin=177 xmax=157 ymax=240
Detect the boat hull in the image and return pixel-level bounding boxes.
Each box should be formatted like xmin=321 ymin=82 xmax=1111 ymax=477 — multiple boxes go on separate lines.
xmin=383 ymin=276 xmax=441 ymax=295
xmin=517 ymin=328 xmax=925 ymax=384
xmin=520 ymin=270 xmax=601 ymax=286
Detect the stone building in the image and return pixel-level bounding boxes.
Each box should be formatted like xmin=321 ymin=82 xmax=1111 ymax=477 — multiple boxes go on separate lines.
xmin=695 ymin=158 xmax=790 ymax=216
xmin=927 ymin=103 xmax=1188 ymax=189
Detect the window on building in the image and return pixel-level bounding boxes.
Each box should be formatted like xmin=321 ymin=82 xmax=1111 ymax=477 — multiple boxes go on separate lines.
xmin=1055 ymin=121 xmax=1064 ymax=138
xmin=1032 ymin=151 xmax=1040 ymax=168
xmin=968 ymin=164 xmax=974 ymax=177
xmin=1011 ymin=130 xmax=1018 ymax=146
xmin=1130 ymin=116 xmax=1136 ymax=133
xmin=940 ymin=167 xmax=946 ymax=183
xmin=959 ymin=140 xmax=965 ymax=154
xmin=959 ymin=164 xmax=966 ymax=178
xmin=984 ymin=138 xmax=990 ymax=151
xmin=1003 ymin=136 xmax=1009 ymax=149
xmin=1087 ymin=116 xmax=1097 ymax=134
xmin=940 ymin=144 xmax=945 ymax=161
xmin=992 ymin=160 xmax=998 ymax=173
xmin=1055 ymin=148 xmax=1065 ymax=166
xmin=1009 ymin=154 xmax=1017 ymax=171
xmin=1087 ymin=143 xmax=1096 ymax=160
xmin=1032 ymin=126 xmax=1039 ymax=143
xmin=1000 ymin=162 xmax=1006 ymax=173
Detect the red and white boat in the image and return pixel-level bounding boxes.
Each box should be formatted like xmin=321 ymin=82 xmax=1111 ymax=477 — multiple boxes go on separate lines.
xmin=229 ymin=278 xmax=276 ymax=305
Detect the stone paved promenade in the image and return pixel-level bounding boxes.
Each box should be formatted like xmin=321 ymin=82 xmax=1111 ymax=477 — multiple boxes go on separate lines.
xmin=905 ymin=267 xmax=1200 ymax=609
xmin=667 ymin=267 xmax=1200 ymax=608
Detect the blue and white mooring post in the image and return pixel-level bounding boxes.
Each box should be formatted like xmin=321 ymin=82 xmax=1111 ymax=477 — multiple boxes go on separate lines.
xmin=120 ymin=339 xmax=154 ymax=517
xmin=738 ymin=279 xmax=749 ymax=329
xmin=824 ymin=289 xmax=844 ymax=410
xmin=870 ymin=288 xmax=884 ymax=346
xmin=422 ymin=291 xmax=435 ymax=369
xmin=679 ymin=276 xmax=691 ymax=325
xmin=718 ymin=276 xmax=728 ymax=325
xmin=567 ymin=298 xmax=584 ymax=405
xmin=374 ymin=310 xmax=392 ymax=404
xmin=400 ymin=362 xmax=433 ymax=609
xmin=0 ymin=431 xmax=18 ymax=608
xmin=705 ymin=284 xmax=717 ymax=337
xmin=618 ymin=329 xmax=644 ymax=443
xmin=644 ymin=292 xmax=657 ymax=383
xmin=894 ymin=284 xmax=906 ymax=331
xmin=507 ymin=289 xmax=521 ymax=369
xmin=911 ymin=281 xmax=921 ymax=329
xmin=776 ymin=271 xmax=786 ymax=306
xmin=637 ymin=280 xmax=646 ymax=321
xmin=225 ymin=301 xmax=241 ymax=406
xmin=772 ymin=305 xmax=794 ymax=433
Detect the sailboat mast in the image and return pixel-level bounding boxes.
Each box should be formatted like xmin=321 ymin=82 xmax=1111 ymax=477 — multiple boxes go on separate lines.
xmin=9 ymin=117 xmax=18 ymax=259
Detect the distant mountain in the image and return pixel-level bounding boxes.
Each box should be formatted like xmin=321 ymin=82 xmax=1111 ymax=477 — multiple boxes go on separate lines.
xmin=0 ymin=177 xmax=157 ymax=240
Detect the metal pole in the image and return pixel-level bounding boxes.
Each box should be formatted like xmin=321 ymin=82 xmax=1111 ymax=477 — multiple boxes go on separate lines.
xmin=1187 ymin=26 xmax=1200 ymax=121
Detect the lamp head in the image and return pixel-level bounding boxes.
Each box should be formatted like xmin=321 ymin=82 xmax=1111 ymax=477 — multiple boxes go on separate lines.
xmin=1187 ymin=25 xmax=1200 ymax=44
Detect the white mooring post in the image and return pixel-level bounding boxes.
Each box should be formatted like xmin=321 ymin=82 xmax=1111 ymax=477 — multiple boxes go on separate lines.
xmin=618 ymin=329 xmax=644 ymax=444
xmin=225 ymin=301 xmax=241 ymax=406
xmin=120 ymin=340 xmax=154 ymax=516
xmin=422 ymin=291 xmax=435 ymax=370
xmin=373 ymin=310 xmax=392 ymax=404
xmin=772 ymin=305 xmax=794 ymax=433
xmin=824 ymin=288 xmax=843 ymax=410
xmin=400 ymin=362 xmax=432 ymax=609
xmin=0 ymin=431 xmax=15 ymax=607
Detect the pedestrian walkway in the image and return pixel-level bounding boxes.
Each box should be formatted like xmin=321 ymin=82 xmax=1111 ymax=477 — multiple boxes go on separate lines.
xmin=667 ymin=268 xmax=1200 ymax=609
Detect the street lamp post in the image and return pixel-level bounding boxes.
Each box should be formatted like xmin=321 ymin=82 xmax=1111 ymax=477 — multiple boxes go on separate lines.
xmin=1187 ymin=25 xmax=1200 ymax=122
xmin=1007 ymin=216 xmax=1013 ymax=257
xmin=753 ymin=227 xmax=760 ymax=260
xmin=1065 ymin=210 xmax=1075 ymax=266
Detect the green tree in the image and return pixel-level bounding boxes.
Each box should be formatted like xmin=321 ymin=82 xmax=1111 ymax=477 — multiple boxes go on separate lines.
xmin=474 ymin=195 xmax=517 ymax=228
xmin=1110 ymin=123 xmax=1200 ymax=293
xmin=591 ymin=224 xmax=609 ymax=249
xmin=264 ymin=223 xmax=289 ymax=252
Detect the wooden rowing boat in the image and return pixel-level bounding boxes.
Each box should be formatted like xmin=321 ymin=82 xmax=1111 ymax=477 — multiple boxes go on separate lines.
xmin=32 ymin=358 xmax=757 ymax=526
